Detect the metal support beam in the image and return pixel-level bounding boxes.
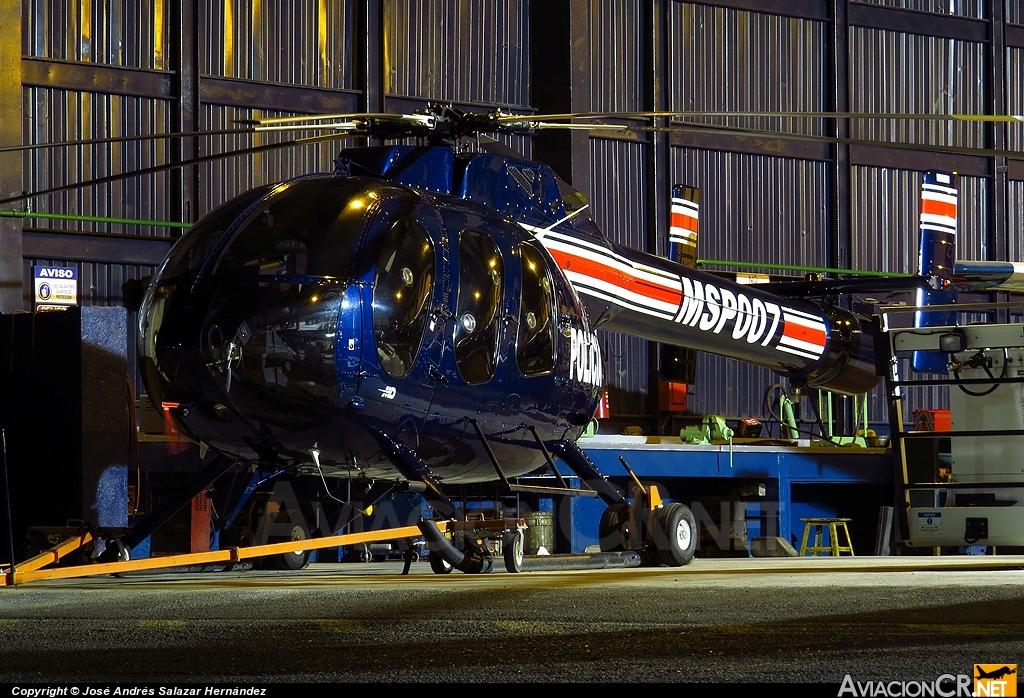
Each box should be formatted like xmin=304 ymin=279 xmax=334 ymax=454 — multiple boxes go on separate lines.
xmin=0 ymin=3 xmax=24 ymax=312
xmin=828 ymin=0 xmax=852 ymax=274
xmin=200 ymin=78 xmax=361 ymax=113
xmin=646 ymin=0 xmax=670 ymax=418
xmin=21 ymin=58 xmax=172 ymax=99
xmin=359 ymin=0 xmax=383 ymax=115
xmin=829 ymin=0 xmax=853 ymax=434
xmin=848 ymin=3 xmax=987 ymax=41
xmin=170 ymin=0 xmax=200 ymax=231
xmin=529 ymin=0 xmax=591 ymax=195
xmin=987 ymin=0 xmax=1009 ymax=266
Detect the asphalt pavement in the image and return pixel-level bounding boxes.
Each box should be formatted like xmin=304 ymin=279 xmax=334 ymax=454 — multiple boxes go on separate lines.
xmin=1 ymin=557 xmax=1023 ymax=685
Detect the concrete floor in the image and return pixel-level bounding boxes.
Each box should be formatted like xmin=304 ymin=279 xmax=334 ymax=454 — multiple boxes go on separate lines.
xmin=1 ymin=556 xmax=1023 ymax=684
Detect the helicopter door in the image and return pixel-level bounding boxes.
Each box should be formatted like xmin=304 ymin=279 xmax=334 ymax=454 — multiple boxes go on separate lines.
xmin=366 ymin=211 xmax=449 ymax=422
xmin=517 ymin=242 xmax=557 ymax=377
xmin=419 ymin=226 xmax=508 ymax=474
xmin=452 ymin=229 xmax=504 ymax=387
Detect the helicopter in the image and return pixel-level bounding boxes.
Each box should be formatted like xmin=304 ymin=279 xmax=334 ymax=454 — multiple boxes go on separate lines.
xmin=120 ymin=103 xmax=900 ymax=573
xmin=6 ymin=104 xmax=1018 ymax=574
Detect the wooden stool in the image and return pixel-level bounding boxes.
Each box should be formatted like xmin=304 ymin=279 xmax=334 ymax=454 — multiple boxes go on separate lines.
xmin=799 ymin=518 xmax=854 ymax=556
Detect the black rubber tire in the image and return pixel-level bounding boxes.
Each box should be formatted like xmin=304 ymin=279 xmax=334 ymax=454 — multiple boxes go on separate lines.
xmin=599 ymin=503 xmax=631 ymax=552
xmin=503 ymin=529 xmax=525 ymax=573
xmin=428 ymin=550 xmax=454 ymax=574
xmin=270 ymin=509 xmax=310 ymax=570
xmin=222 ymin=512 xmax=254 ymax=549
xmin=652 ymin=502 xmax=697 ymax=567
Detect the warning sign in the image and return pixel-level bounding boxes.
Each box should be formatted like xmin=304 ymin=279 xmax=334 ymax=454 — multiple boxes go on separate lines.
xmin=33 ymin=265 xmax=78 ymax=311
xmin=917 ymin=511 xmax=942 ymax=535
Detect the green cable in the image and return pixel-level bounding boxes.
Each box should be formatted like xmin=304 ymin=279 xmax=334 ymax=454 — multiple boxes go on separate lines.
xmin=0 ymin=210 xmax=190 ymax=229
xmin=0 ymin=212 xmax=917 ymax=278
xmin=699 ymin=258 xmax=913 ymax=278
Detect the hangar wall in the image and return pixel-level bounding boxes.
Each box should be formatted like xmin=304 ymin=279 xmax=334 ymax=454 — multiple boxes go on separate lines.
xmin=2 ymin=0 xmax=1023 ymax=431
xmin=578 ymin=0 xmax=1024 ymax=428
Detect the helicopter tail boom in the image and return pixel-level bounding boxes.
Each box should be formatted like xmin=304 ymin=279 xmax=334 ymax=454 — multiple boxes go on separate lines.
xmin=528 ymin=223 xmax=878 ymax=395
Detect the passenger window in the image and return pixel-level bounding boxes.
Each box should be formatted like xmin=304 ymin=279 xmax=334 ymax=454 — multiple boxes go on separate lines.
xmin=372 ymin=218 xmax=435 ymax=378
xmin=517 ymin=243 xmax=556 ymax=376
xmin=454 ymin=230 xmax=503 ymax=384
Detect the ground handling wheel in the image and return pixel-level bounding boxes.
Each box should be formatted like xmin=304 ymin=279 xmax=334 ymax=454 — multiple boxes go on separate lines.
xmin=269 ymin=509 xmax=311 ymax=570
xmin=652 ymin=502 xmax=697 ymax=566
xmin=503 ymin=528 xmax=525 ymax=573
xmin=599 ymin=503 xmax=631 ymax=552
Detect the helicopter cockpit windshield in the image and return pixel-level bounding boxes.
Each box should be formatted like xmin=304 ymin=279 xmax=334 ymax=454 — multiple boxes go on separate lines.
xmin=139 ymin=176 xmax=390 ymax=440
xmin=198 ymin=177 xmax=382 ymax=429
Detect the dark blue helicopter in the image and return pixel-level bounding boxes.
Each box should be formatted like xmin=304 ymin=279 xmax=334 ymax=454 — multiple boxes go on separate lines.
xmin=135 ymin=106 xmax=881 ymax=572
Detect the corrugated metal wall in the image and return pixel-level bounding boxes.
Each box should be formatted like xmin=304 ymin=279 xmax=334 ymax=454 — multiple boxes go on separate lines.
xmin=200 ymin=0 xmax=353 ymax=88
xmin=384 ymin=0 xmax=528 ymax=105
xmin=589 ymin=137 xmax=651 ymax=419
xmin=668 ymin=4 xmax=826 ymax=136
xmin=589 ymin=0 xmax=644 ymax=113
xmin=1010 ymin=5 xmax=1023 ymax=270
xmin=1009 ymin=0 xmax=1024 ymax=24
xmin=855 ymin=0 xmax=985 ymax=19
xmin=848 ymin=27 xmax=985 ymax=146
xmin=22 ymin=89 xmax=173 ymax=232
xmin=1010 ymin=181 xmax=1024 ymax=262
xmin=11 ymin=0 xmax=1024 ymax=432
xmin=672 ymin=150 xmax=831 ymax=270
xmin=590 ymin=138 xmax=650 ymax=415
xmin=196 ymin=105 xmax=340 ymax=213
xmin=23 ymin=0 xmax=170 ymax=68
xmin=587 ymin=2 xmax=649 ymax=416
xmin=1010 ymin=46 xmax=1024 ymax=152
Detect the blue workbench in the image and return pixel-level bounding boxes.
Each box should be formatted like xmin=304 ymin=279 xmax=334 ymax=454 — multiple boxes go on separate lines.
xmin=574 ymin=436 xmax=893 ymax=554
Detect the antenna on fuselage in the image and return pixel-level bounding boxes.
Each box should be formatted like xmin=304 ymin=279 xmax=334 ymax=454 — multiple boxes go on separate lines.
xmin=530 ymin=204 xmax=591 ymax=240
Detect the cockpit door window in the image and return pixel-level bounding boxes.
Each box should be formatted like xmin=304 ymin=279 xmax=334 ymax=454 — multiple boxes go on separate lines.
xmin=517 ymin=243 xmax=556 ymax=376
xmin=371 ymin=217 xmax=435 ymax=378
xmin=454 ymin=229 xmax=503 ymax=384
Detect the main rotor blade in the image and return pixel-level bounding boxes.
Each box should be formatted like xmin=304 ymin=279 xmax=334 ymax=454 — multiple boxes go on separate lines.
xmin=630 ymin=120 xmax=1024 ymax=160
xmin=0 ymin=128 xmax=257 ymax=154
xmin=0 ymin=132 xmax=346 ymax=207
xmin=240 ymin=112 xmax=402 ymax=125
xmin=252 ymin=122 xmax=366 ymax=133
xmin=498 ymin=110 xmax=1024 ymax=123
xmin=518 ymin=122 xmax=628 ymax=132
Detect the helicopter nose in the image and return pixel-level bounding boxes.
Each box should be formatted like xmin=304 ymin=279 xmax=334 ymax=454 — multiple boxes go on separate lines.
xmin=201 ymin=280 xmax=346 ymax=432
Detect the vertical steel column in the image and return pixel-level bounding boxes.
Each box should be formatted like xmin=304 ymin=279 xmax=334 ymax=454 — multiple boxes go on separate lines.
xmin=359 ymin=0 xmax=382 ymax=115
xmin=645 ymin=0 xmax=670 ymax=418
xmin=645 ymin=0 xmax=668 ymax=259
xmin=986 ymin=0 xmax=1009 ymax=320
xmin=828 ymin=0 xmax=852 ymax=273
xmin=567 ymin=0 xmax=591 ymax=198
xmin=828 ymin=0 xmax=853 ymax=434
xmin=529 ymin=0 xmax=591 ymax=195
xmin=170 ymin=0 xmax=200 ymax=231
xmin=0 ymin=2 xmax=24 ymax=311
